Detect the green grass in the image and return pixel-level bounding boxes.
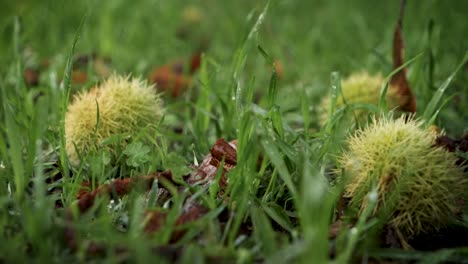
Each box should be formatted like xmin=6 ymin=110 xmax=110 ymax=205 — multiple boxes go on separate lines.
xmin=1 ymin=0 xmax=467 ymax=263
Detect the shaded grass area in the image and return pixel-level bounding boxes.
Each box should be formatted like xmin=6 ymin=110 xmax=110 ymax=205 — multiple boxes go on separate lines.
xmin=0 ymin=0 xmax=467 ymax=263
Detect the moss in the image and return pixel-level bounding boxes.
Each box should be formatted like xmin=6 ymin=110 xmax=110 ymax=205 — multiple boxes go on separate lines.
xmin=319 ymin=72 xmax=404 ymax=125
xmin=340 ymin=116 xmax=465 ymax=236
xmin=65 ymin=75 xmax=164 ymax=165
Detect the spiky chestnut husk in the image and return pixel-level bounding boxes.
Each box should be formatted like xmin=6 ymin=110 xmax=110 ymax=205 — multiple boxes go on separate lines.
xmin=319 ymin=72 xmax=405 ymax=125
xmin=65 ymin=75 xmax=164 ymax=165
xmin=340 ymin=116 xmax=465 ymax=237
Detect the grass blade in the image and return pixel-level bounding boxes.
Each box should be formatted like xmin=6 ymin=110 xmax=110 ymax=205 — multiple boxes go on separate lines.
xmin=422 ymin=51 xmax=468 ymax=126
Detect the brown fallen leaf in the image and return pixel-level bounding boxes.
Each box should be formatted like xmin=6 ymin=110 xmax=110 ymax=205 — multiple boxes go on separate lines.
xmin=76 ymin=180 xmax=98 ymax=200
xmin=70 ymin=53 xmax=112 ymax=85
xmin=143 ymin=202 xmax=208 ymax=241
xmin=76 ymin=171 xmax=175 ymax=213
xmin=71 ymin=70 xmax=88 ymax=84
xmin=186 ymin=138 xmax=238 ymax=188
xmin=390 ymin=0 xmax=416 ymax=113
xmin=209 ymin=138 xmax=238 ymax=167
xmin=148 ymin=53 xmax=202 ymax=97
xmin=274 ymin=60 xmax=284 ymax=79
xmin=23 ymin=68 xmax=40 ymax=86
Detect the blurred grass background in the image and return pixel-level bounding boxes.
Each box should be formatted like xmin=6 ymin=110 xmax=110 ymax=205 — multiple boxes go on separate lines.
xmin=0 ymin=0 xmax=467 ymax=262
xmin=1 ymin=0 xmax=467 ymax=135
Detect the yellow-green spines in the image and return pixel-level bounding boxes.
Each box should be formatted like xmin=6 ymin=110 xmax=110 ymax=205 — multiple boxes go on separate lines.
xmin=340 ymin=116 xmax=464 ymax=236
xmin=319 ymin=72 xmax=402 ymax=124
xmin=65 ymin=75 xmax=164 ymax=165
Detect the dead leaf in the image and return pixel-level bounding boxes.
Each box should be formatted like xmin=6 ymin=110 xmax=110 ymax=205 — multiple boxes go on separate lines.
xmin=186 ymin=139 xmax=238 ymax=189
xmin=76 ymin=171 xmax=175 ymax=213
xmin=148 ymin=54 xmax=202 ymax=97
xmin=390 ymin=0 xmax=416 ymax=113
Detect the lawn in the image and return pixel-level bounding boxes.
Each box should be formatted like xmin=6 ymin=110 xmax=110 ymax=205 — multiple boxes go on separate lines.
xmin=1 ymin=0 xmax=468 ymax=263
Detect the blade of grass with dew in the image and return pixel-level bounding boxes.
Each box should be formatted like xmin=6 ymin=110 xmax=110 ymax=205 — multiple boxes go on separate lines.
xmin=258 ymin=45 xmax=279 ymax=109
xmin=324 ymin=71 xmax=341 ymax=134
xmin=261 ymin=202 xmax=294 ymax=233
xmin=1 ymin=89 xmax=25 ymax=199
xmin=422 ymin=51 xmax=468 ymax=126
xmin=3 ymin=17 xmax=25 ymax=200
xmin=226 ymin=170 xmax=250 ymax=248
xmin=225 ymin=111 xmax=258 ymax=247
xmin=251 ymin=204 xmax=278 ymax=257
xmin=22 ymin=136 xmax=56 ymax=262
xmin=230 ymin=47 xmax=247 ymax=114
xmin=231 ymin=1 xmax=270 ymax=115
xmin=301 ymin=93 xmax=311 ymax=140
xmin=268 ymin=132 xmax=297 ymax=163
xmin=58 ymin=13 xmax=87 ymax=187
xmin=317 ymin=72 xmax=345 ymax=162
xmin=378 ymin=52 xmax=423 ymax=111
xmin=24 ymin=94 xmax=50 ymax=183
xmin=193 ymin=53 xmax=213 ymax=153
xmin=260 ymin=134 xmax=297 ymax=201
xmin=237 ymin=112 xmax=253 ymax=151
xmin=425 ymin=94 xmax=456 ymax=126
xmin=333 ymin=187 xmax=379 ymax=264
xmin=269 ymin=105 xmax=285 ymax=139
xmin=297 ymin=147 xmax=335 ymax=264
